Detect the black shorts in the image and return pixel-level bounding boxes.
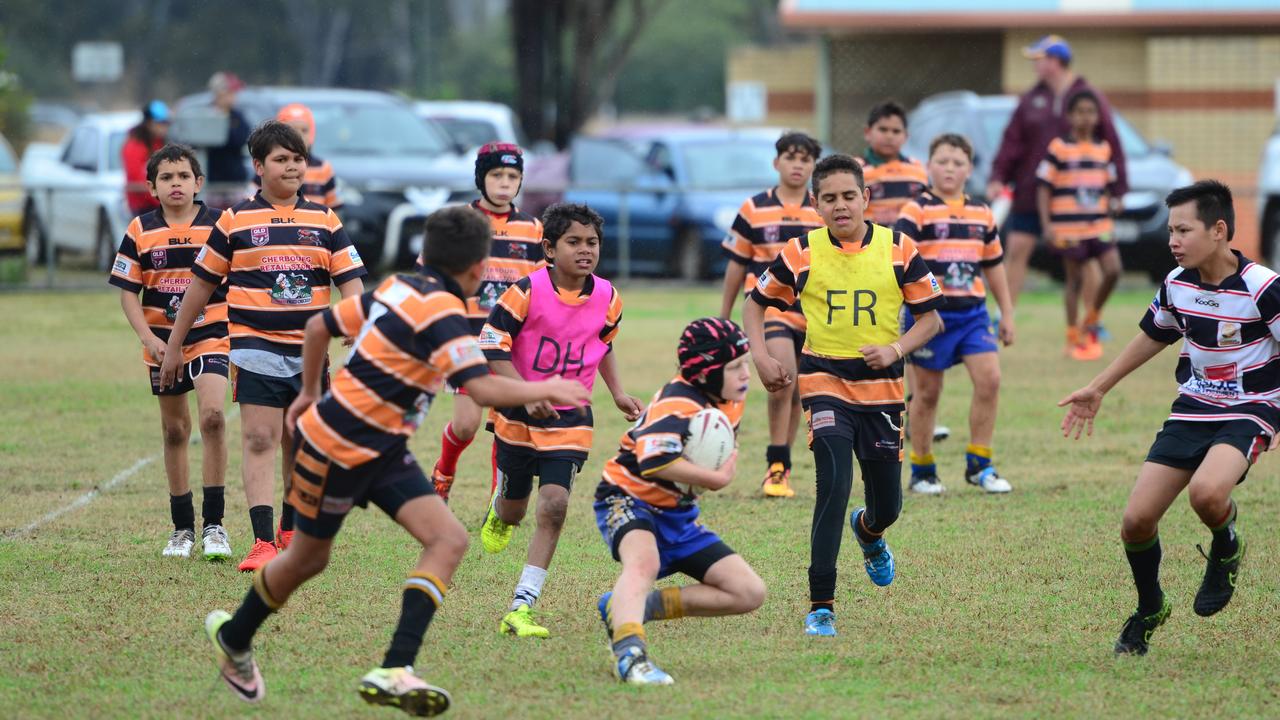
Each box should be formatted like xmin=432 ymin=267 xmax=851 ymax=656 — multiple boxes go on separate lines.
xmin=1146 ymin=419 xmax=1270 ymax=482
xmin=1006 ymin=211 xmax=1041 ymax=237
xmin=149 ymin=354 xmax=229 ymax=396
xmin=764 ymin=320 xmax=804 ymax=360
xmin=231 ymin=365 xmax=328 ymax=409
xmin=804 ymin=399 xmax=904 ymax=462
xmin=289 ymin=438 xmax=435 ymax=539
xmin=495 ymin=439 xmax=583 ymax=500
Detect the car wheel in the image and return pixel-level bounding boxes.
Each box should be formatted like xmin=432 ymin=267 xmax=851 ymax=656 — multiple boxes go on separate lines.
xmin=671 ymin=228 xmax=702 ymax=282
xmin=95 ymin=213 xmax=116 ymax=272
xmin=23 ymin=204 xmax=47 ymax=265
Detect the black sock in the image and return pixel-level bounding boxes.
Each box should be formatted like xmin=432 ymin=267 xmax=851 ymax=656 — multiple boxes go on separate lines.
xmin=280 ymin=502 xmax=296 ymax=532
xmin=249 ymin=505 xmax=274 ymax=544
xmin=1209 ymin=501 xmax=1239 ymax=558
xmin=382 ymin=579 xmax=443 ymax=668
xmin=1124 ymin=535 xmax=1164 ymax=615
xmin=201 ymin=486 xmax=225 ymax=528
xmin=170 ymin=492 xmax=195 ymax=532
xmin=766 ymin=444 xmax=791 ymax=471
xmin=221 ymin=574 xmax=279 ymax=652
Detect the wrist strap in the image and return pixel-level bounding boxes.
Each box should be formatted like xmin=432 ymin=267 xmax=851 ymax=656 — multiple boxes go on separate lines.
xmin=891 ymin=342 xmax=904 ymax=360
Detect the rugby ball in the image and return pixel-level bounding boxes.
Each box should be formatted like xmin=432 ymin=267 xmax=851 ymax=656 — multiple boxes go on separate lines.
xmin=678 ymin=408 xmax=736 ymax=495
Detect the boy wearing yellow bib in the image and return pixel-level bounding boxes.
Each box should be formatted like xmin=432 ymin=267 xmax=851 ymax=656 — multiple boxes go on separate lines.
xmin=744 ymin=154 xmax=944 ymax=638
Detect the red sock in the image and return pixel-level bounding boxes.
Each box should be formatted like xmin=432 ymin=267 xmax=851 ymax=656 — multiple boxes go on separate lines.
xmin=437 ymin=423 xmax=472 ymax=476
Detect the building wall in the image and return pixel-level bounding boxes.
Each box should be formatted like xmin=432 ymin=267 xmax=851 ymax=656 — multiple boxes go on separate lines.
xmin=725 ymin=44 xmax=821 ymax=133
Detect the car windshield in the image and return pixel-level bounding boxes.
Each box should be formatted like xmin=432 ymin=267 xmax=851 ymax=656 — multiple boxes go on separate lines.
xmin=308 ymin=102 xmax=450 ymax=157
xmin=430 ymin=117 xmax=500 ymax=149
xmin=980 ymin=105 xmax=1151 ymax=159
xmin=107 ymin=130 xmax=125 ymax=171
xmin=680 ymin=140 xmax=779 ymax=189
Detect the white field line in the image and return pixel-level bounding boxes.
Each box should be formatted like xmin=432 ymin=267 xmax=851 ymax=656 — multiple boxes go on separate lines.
xmin=3 ymin=407 xmax=241 ymax=541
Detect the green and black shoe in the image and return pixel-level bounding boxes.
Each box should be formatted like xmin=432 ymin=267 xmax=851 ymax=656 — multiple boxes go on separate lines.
xmin=1114 ymin=595 xmax=1172 ymax=656
xmin=1194 ymin=536 xmax=1246 ymax=617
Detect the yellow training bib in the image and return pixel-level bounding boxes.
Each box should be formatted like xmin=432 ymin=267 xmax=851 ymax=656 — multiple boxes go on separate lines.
xmin=801 ymin=224 xmax=902 ymax=359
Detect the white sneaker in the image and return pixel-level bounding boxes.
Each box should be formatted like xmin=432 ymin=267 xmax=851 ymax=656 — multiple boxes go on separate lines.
xmin=909 ymin=475 xmax=945 ymax=495
xmin=966 ymin=466 xmax=1012 ymax=493
xmin=358 ymin=666 xmax=451 ymax=716
xmin=933 ymin=424 xmax=951 ymax=442
xmin=203 ymin=525 xmax=232 ymax=561
xmin=163 ymin=529 xmax=195 ymax=558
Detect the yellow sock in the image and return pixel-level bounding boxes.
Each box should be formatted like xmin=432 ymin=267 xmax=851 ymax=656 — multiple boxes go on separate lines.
xmin=909 ymin=451 xmax=935 ymax=466
xmin=252 ymin=567 xmax=284 ymax=610
xmin=965 ymin=444 xmax=992 ymax=459
xmin=613 ymin=622 xmax=645 ymax=645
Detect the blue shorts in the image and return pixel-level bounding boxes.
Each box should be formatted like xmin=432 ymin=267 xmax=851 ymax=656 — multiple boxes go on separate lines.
xmin=1006 ymin=211 xmax=1041 ymax=236
xmin=904 ymin=303 xmax=997 ymax=371
xmin=593 ymin=485 xmax=733 ymax=580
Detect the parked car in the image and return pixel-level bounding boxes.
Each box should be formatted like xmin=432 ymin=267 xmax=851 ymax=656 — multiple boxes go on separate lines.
xmin=1257 ymin=126 xmax=1280 ymax=266
xmin=414 ymin=100 xmax=527 ymax=153
xmin=21 ymin=111 xmax=136 ymax=270
xmin=565 ymin=125 xmax=784 ymax=279
xmin=904 ymin=91 xmax=1194 ymax=282
xmin=0 ymin=133 xmax=21 ymax=254
xmin=175 ymin=87 xmax=475 ymax=269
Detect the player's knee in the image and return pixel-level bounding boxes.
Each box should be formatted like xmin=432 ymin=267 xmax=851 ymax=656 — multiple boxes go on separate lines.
xmin=162 ymin=418 xmax=191 ymax=448
xmin=914 ymin=381 xmax=942 ymax=406
xmin=243 ymin=427 xmax=277 ymax=456
xmin=438 ymin=521 xmax=470 ymax=562
xmin=199 ymin=408 xmax=225 ymax=438
xmin=291 ymin=546 xmax=331 ymax=578
xmin=496 ymin=498 xmax=527 ymax=525
xmin=452 ymin=420 xmax=478 ymax=442
xmin=1187 ymin=482 xmax=1228 ymax=516
xmin=1121 ymin=510 xmax=1157 ymax=542
xmin=623 ymin=552 xmax=661 ymax=580
xmin=974 ymin=367 xmax=1001 ymax=397
xmin=736 ymin=574 xmax=766 ymax=613
xmin=536 ymin=492 xmax=569 ymax=530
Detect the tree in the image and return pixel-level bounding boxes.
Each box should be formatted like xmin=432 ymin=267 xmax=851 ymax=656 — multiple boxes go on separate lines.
xmin=511 ymin=0 xmax=667 ymax=147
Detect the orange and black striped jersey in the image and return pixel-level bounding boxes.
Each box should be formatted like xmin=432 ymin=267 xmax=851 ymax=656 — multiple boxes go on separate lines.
xmin=109 ymin=204 xmax=229 ymax=366
xmin=295 ymin=269 xmax=489 ymax=469
xmin=721 ymin=187 xmax=824 ymax=301
xmin=470 ymin=200 xmax=544 ymax=328
xmin=1036 ymin=136 xmax=1117 ymax=242
xmin=253 ymin=155 xmax=341 ymax=210
xmin=750 ymin=224 xmax=944 ymax=412
xmin=860 ymin=151 xmax=929 ymax=226
xmin=479 ymin=274 xmax=623 ymax=362
xmin=895 ymin=190 xmax=1003 ymax=309
xmin=598 ymin=376 xmax=744 ymax=509
xmin=192 ymin=192 xmax=367 ymax=357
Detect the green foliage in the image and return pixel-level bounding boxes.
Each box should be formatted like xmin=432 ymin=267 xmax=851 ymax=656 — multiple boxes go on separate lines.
xmin=0 ymin=37 xmax=32 ymax=147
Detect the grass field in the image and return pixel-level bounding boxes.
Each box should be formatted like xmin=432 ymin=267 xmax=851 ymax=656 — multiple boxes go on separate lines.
xmin=2 ymin=283 xmax=1279 ymax=719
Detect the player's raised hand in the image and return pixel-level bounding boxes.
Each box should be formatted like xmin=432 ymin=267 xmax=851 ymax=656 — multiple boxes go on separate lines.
xmin=1058 ymin=385 xmax=1104 ymax=439
xmin=157 ymin=352 xmax=182 ymax=390
xmin=285 ymin=391 xmax=319 ymax=433
xmin=755 ymin=354 xmax=792 ymax=392
xmin=860 ymin=344 xmax=898 ymax=370
xmin=613 ymin=392 xmax=644 ymax=422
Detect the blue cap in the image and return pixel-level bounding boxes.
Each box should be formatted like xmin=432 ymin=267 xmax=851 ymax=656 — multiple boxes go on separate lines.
xmin=1022 ymin=35 xmax=1072 ymax=64
xmin=145 ymin=99 xmax=171 ymax=123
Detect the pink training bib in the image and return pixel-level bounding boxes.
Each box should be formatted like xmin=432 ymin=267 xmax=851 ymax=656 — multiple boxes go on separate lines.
xmin=512 ymin=267 xmax=612 ymax=410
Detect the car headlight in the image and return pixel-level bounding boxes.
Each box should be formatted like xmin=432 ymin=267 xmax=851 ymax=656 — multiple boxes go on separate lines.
xmin=713 ymin=206 xmax=737 ymax=232
xmin=335 ymin=178 xmax=364 ymax=207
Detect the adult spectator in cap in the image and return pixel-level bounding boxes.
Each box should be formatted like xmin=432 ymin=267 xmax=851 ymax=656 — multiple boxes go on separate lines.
xmin=122 ymin=100 xmax=172 ymax=215
xmin=204 ymin=71 xmax=251 ymax=205
xmin=987 ymin=35 xmax=1127 ymax=305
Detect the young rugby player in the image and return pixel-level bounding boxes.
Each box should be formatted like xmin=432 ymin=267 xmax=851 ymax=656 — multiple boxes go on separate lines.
xmin=896 ymin=134 xmax=1015 ymax=495
xmin=431 ymin=143 xmax=544 ymax=503
xmin=1037 ymin=90 xmax=1122 ymax=361
xmin=719 ymin=131 xmax=824 ymax=498
xmin=258 ymin=103 xmax=342 ymax=211
xmin=109 ymin=144 xmax=231 ymax=560
xmin=744 ymin=154 xmax=944 ymax=637
xmin=161 ymin=120 xmax=366 ymax=571
xmin=594 ymin=317 xmax=765 ymax=685
xmin=203 ymin=205 xmax=590 ymax=714
xmin=1060 ymin=181 xmax=1275 ymax=655
xmin=478 ymin=202 xmax=642 ymax=638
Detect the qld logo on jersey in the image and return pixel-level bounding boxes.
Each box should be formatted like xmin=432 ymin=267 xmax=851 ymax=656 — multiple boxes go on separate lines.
xmin=150 ymin=249 xmax=167 ymax=269
xmin=251 ymin=226 xmax=270 ymax=247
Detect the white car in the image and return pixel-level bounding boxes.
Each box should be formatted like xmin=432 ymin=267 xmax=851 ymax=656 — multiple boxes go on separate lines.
xmin=414 ymin=100 xmax=526 ymax=152
xmin=21 ymin=111 xmax=137 ymax=270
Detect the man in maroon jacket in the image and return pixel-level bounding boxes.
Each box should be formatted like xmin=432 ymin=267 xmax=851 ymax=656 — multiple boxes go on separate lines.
xmin=987 ymin=35 xmax=1127 ymax=305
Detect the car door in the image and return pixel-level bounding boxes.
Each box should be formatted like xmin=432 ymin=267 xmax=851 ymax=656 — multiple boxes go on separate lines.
xmin=566 ymin=137 xmax=666 ymax=275
xmin=53 ymin=125 xmax=101 ymax=252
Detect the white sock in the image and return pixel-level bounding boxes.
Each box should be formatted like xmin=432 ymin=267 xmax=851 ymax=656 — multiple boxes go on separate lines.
xmin=511 ymin=564 xmax=548 ymax=611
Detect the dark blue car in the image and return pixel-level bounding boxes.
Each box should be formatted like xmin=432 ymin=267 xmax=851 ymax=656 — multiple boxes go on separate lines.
xmin=565 ymin=126 xmax=786 ymax=280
